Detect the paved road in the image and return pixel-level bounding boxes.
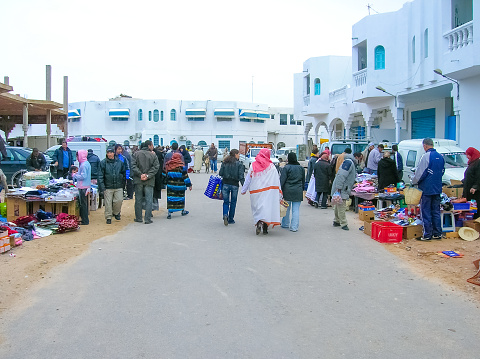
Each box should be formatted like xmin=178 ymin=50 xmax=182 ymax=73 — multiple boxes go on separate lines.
xmin=1 ymin=172 xmax=480 ymax=358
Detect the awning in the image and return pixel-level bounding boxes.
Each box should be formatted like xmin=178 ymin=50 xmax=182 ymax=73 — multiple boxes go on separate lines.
xmin=68 ymin=109 xmax=81 ymax=119
xmin=239 ymin=109 xmax=257 ymax=120
xmin=109 ymin=109 xmax=130 ymax=118
xmin=256 ymin=110 xmax=270 ymax=119
xmin=185 ymin=108 xmax=206 ymax=117
xmin=214 ymin=108 xmax=235 ymax=117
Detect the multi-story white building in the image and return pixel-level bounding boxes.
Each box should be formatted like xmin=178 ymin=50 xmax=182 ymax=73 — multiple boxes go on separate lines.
xmin=296 ymin=0 xmax=479 ymax=149
xmin=66 ymin=97 xmax=301 ymax=150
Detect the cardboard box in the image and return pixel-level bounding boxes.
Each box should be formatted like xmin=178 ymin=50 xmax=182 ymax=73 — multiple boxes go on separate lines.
xmin=463 ymin=220 xmax=480 ymax=233
xmin=446 ymin=231 xmax=459 ymax=238
xmin=402 ymin=225 xmax=423 ymax=239
xmin=442 ymin=186 xmax=463 ymax=198
xmin=359 ymin=208 xmax=375 ymax=222
xmin=6 ymin=197 xmax=28 ymax=222
xmin=364 ymin=221 xmax=373 ymax=236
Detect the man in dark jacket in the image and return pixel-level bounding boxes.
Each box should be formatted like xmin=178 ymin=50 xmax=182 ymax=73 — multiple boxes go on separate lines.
xmin=305 ymin=148 xmax=319 ymax=190
xmin=314 ymin=151 xmax=332 ymax=209
xmin=131 ymin=140 xmax=160 ymax=224
xmin=26 ymin=148 xmax=47 ymax=171
xmin=412 ymin=138 xmax=445 ymax=241
xmin=98 ymin=147 xmax=126 ymax=224
xmin=87 ymin=149 xmax=101 ymax=184
xmin=52 ymin=141 xmax=74 ymax=179
xmin=377 ymin=151 xmax=399 ymax=190
xmin=206 ymin=143 xmax=218 ymax=173
xmin=392 ymin=144 xmax=404 ymax=181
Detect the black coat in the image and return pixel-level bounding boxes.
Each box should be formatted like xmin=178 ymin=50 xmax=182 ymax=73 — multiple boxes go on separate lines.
xmin=314 ymin=159 xmax=332 ymax=193
xmin=377 ymin=157 xmax=399 ymax=190
xmin=280 ymin=163 xmax=305 ymax=202
xmin=154 ymin=150 xmax=165 ymax=199
xmin=98 ymin=157 xmax=126 ymax=191
xmin=87 ymin=152 xmax=101 ymax=180
xmin=26 ymin=153 xmax=47 ymax=171
xmin=463 ymin=158 xmax=480 ymax=202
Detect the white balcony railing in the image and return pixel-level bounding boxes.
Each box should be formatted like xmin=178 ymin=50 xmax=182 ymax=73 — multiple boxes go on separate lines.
xmin=353 ymin=68 xmax=367 ymax=87
xmin=444 ymin=20 xmax=473 ymax=52
xmin=303 ymin=95 xmax=310 ymax=106
xmin=329 ymin=85 xmax=348 ymax=102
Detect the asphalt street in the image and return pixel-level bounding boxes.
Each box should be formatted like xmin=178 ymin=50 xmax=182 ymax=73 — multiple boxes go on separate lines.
xmin=1 ymin=172 xmax=480 ymax=358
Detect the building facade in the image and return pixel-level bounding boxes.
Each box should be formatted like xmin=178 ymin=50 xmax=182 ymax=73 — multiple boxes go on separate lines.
xmin=296 ymin=0 xmax=479 ymax=149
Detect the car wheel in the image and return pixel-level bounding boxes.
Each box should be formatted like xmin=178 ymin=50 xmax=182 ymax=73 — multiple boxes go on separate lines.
xmin=11 ymin=169 xmax=27 ymax=188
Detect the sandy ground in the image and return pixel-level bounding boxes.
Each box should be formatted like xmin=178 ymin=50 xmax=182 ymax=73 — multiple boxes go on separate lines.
xmin=1 ymin=201 xmax=480 ymax=315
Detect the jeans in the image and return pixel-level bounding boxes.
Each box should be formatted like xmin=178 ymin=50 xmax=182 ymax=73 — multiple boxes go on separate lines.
xmin=315 ymin=192 xmax=328 ymax=208
xmin=222 ymin=184 xmax=239 ymax=222
xmin=420 ymin=194 xmax=442 ymax=238
xmin=281 ymin=201 xmax=301 ymax=231
xmin=210 ymin=159 xmax=218 ymax=172
xmin=78 ymin=188 xmax=89 ymax=224
xmin=134 ymin=184 xmax=154 ymax=222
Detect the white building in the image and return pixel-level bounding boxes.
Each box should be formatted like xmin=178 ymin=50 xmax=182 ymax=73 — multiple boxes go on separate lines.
xmin=296 ymin=0 xmax=479 ymax=149
xmin=67 ymin=97 xmax=301 ymax=150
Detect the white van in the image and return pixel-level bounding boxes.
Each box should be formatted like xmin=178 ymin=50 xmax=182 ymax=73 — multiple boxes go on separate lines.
xmin=46 ymin=141 xmax=108 ymax=166
xmin=397 ymin=138 xmax=467 ymax=185
xmin=275 ymin=147 xmax=296 ymax=162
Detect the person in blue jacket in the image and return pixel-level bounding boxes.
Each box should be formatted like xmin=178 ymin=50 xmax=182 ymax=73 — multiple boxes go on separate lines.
xmin=412 ymin=138 xmax=445 ymax=241
xmin=115 ymin=144 xmax=130 ymax=199
xmin=392 ymin=144 xmax=404 ymax=181
xmin=52 ymin=141 xmax=74 ymax=179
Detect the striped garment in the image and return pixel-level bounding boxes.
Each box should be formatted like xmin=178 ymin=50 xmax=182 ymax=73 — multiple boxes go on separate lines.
xmin=166 ymin=167 xmax=192 ymax=212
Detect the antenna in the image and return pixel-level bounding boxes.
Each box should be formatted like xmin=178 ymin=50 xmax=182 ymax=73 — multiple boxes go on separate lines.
xmin=367 ymin=4 xmax=379 ymax=15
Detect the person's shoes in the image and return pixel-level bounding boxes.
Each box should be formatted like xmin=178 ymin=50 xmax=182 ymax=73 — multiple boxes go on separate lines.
xmin=262 ymin=222 xmax=268 ymax=235
xmin=223 ymin=215 xmax=228 ymax=226
xmin=134 ymin=219 xmax=143 ymax=223
xmin=106 ymin=219 xmax=112 ymax=224
xmin=290 ymin=229 xmax=298 ymax=232
xmin=114 ymin=213 xmax=121 ymax=220
xmin=79 ymin=222 xmax=89 ymax=225
xmin=432 ymin=234 xmax=443 ymax=240
xmin=333 ymin=221 xmax=341 ymax=227
xmin=144 ymin=220 xmax=153 ymax=224
xmin=181 ymin=210 xmax=189 ymax=216
xmin=256 ymin=222 xmax=262 ymax=235
xmin=228 ymin=219 xmax=235 ymax=224
xmin=418 ymin=236 xmax=432 ymax=241
xmin=281 ymin=226 xmax=289 ymax=229
xmin=320 ymin=206 xmax=328 ymax=209
xmin=341 ymin=225 xmax=349 ymax=231
xmin=167 ymin=213 xmax=171 ymax=219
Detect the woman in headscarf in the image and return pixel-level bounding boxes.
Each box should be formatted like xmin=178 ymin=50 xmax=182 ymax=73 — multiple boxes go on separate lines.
xmin=463 ymin=147 xmax=480 ymax=218
xmin=241 ymin=148 xmax=282 ymax=235
xmin=165 ymin=152 xmax=192 ymax=219
xmin=280 ymin=152 xmax=305 ymax=232
xmin=193 ymin=146 xmax=204 ymax=173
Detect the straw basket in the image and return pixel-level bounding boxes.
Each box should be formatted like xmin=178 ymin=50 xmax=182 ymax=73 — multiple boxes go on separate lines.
xmin=280 ymin=199 xmax=289 ymax=217
xmin=404 ymin=187 xmax=423 ymax=205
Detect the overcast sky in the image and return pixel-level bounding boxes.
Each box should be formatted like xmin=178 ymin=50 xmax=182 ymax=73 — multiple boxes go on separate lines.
xmin=2 ymin=0 xmax=409 ymax=107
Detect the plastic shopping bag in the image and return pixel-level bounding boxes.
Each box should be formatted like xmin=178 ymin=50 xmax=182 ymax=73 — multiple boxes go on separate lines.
xmin=331 ymin=191 xmax=343 ymax=205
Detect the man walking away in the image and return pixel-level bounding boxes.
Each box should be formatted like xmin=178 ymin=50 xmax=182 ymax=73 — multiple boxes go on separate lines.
xmin=72 ymin=149 xmax=91 ymax=225
xmin=206 ymin=143 xmax=218 ymax=173
xmin=26 ymin=148 xmax=47 ymax=171
xmin=392 ymin=144 xmax=404 ymax=181
xmin=366 ymin=144 xmax=384 ymax=175
xmin=131 ymin=140 xmax=160 ymax=224
xmin=305 ymin=148 xmax=319 ymax=190
xmin=87 ymin=149 xmax=101 ymax=185
xmin=412 ymin=138 xmax=445 ymax=241
xmin=52 ymin=140 xmax=74 ymax=179
xmin=98 ymin=147 xmax=126 ymax=224
xmin=331 ymin=152 xmax=357 ymax=230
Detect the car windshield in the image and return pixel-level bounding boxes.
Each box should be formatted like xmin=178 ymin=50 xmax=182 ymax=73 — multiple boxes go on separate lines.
xmin=250 ymin=148 xmax=275 ymax=158
xmin=442 ymin=152 xmax=468 ymax=168
xmin=276 ymin=149 xmax=285 ymax=155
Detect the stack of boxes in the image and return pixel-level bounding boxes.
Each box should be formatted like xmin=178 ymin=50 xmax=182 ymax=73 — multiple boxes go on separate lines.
xmin=0 ymin=229 xmax=11 ymax=253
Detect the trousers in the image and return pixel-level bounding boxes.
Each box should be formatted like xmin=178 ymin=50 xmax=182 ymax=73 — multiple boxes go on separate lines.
xmin=222 ymin=184 xmax=239 ymax=222
xmin=333 ymin=200 xmax=347 ymax=227
xmin=420 ymin=194 xmax=442 ymax=238
xmin=281 ymin=201 xmax=301 ymax=231
xmin=104 ymin=188 xmax=123 ymax=219
xmin=78 ymin=188 xmax=89 ymax=225
xmin=134 ymin=184 xmax=154 ymax=222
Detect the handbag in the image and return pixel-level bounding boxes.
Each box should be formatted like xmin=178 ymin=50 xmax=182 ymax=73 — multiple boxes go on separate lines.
xmin=204 ymin=175 xmax=223 ymax=200
xmin=280 ymin=199 xmax=289 ymax=217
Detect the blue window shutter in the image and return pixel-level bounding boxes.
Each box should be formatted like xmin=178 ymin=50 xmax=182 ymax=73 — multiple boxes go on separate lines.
xmin=375 ymin=46 xmax=385 ymax=70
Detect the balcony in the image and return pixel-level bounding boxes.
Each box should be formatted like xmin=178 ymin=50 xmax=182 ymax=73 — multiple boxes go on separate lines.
xmin=303 ymin=95 xmax=310 ymax=106
xmin=444 ymin=20 xmax=473 ymax=52
xmin=353 ymin=68 xmax=367 ymax=87
xmin=329 ymin=85 xmax=347 ymax=103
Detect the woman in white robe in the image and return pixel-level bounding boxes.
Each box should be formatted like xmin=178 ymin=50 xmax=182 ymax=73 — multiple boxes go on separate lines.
xmin=241 ymin=148 xmax=282 ymax=235
xmin=193 ymin=147 xmax=204 ymax=172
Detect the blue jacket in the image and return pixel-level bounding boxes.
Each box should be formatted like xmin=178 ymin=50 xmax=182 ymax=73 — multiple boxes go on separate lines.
xmin=393 ymin=151 xmax=403 ymax=171
xmin=412 ymin=148 xmax=445 ymax=195
xmin=52 ymin=146 xmax=74 ymax=169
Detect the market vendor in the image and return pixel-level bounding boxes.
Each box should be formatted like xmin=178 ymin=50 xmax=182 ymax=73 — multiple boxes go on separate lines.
xmin=26 ymin=148 xmax=47 ymax=171
xmin=52 ymin=141 xmax=74 ymax=179
xmin=462 ymin=147 xmax=480 ymax=219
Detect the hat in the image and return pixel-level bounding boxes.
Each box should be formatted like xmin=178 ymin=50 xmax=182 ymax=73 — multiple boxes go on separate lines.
xmin=368 ymin=142 xmax=375 ymax=147
xmin=458 ymin=227 xmax=479 ymax=241
xmin=107 ymin=147 xmax=115 ymax=153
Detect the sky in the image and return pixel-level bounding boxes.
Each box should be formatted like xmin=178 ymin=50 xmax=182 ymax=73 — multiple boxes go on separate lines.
xmin=2 ymin=0 xmax=409 ymax=108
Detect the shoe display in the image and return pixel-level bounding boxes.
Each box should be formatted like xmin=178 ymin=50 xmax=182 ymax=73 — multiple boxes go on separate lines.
xmin=106 ymin=219 xmax=111 ymax=224
xmin=333 ymin=222 xmax=341 ymax=227
xmin=114 ymin=213 xmax=121 ymax=220
xmin=223 ymin=215 xmax=228 ymax=226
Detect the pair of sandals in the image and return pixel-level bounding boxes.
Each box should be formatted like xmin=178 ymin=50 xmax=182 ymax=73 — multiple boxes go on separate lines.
xmin=167 ymin=210 xmax=189 ymax=219
xmin=256 ymin=221 xmax=268 ymax=235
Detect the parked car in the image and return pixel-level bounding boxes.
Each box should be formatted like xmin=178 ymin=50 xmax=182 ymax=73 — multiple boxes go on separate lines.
xmin=397 ymin=138 xmax=467 ymax=185
xmin=321 ymin=140 xmax=369 ymax=156
xmin=275 ymin=147 xmax=296 ymax=162
xmin=240 ymin=147 xmax=279 ymax=171
xmin=1 ymin=146 xmax=52 ymax=186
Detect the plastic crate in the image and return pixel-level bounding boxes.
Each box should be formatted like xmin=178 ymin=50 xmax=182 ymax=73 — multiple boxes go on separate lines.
xmin=453 ymin=203 xmax=471 ymax=211
xmin=372 ymin=222 xmax=403 ymax=243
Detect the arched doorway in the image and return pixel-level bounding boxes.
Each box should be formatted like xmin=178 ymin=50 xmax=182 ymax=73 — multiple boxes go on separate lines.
xmin=330 ymin=118 xmax=345 ymax=140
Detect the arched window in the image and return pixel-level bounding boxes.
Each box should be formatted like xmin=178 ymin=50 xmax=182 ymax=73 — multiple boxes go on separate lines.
xmin=170 ymin=139 xmax=178 ymax=145
xmin=374 ymin=46 xmax=385 ymax=70
xmin=186 ymin=140 xmax=192 ymax=149
xmin=123 ymin=140 xmax=130 ymax=146
xmin=109 ymin=140 xmax=116 ymax=147
xmin=138 ymin=109 xmax=143 ymax=121
xmin=314 ymin=78 xmax=321 ymax=95
xmin=198 ymin=140 xmax=207 ymax=146
xmin=170 ymin=109 xmax=176 ymax=121
xmin=148 ymin=111 xmax=152 ymax=121
xmin=412 ymin=36 xmax=416 ymax=63
xmin=153 ymin=135 xmax=159 ymax=146
xmin=153 ymin=109 xmax=159 ymax=122
xmin=161 ymin=110 xmax=164 ymax=121
xmin=424 ymin=29 xmax=428 ymax=58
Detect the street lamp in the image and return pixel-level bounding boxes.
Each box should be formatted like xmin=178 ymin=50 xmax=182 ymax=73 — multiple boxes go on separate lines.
xmin=433 ymin=69 xmax=459 ymax=100
xmin=375 ymin=86 xmax=397 ymax=107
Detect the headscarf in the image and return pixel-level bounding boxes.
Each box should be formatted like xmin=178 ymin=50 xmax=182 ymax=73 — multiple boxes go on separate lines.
xmin=466 ymin=147 xmax=480 ymax=165
xmin=77 ymin=149 xmax=88 ymax=163
xmin=252 ymin=148 xmax=272 ymax=173
xmin=165 ymin=152 xmax=184 ymax=171
xmin=287 ymin=152 xmax=300 ymax=165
